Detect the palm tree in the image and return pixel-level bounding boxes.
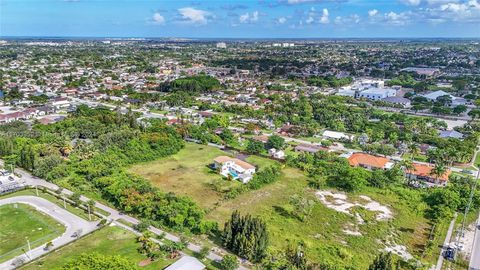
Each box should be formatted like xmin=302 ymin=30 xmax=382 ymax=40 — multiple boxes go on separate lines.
xmin=409 ymin=143 xmax=420 ymax=158
xmin=398 ymin=159 xmax=414 ymax=184
xmin=430 ymin=162 xmax=447 ymax=184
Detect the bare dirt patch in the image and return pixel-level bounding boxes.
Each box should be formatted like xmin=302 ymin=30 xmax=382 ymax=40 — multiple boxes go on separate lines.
xmin=315 ymin=190 xmax=393 ymax=221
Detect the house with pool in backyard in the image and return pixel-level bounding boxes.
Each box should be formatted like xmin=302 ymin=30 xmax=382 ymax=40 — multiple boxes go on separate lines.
xmin=213 ymin=156 xmax=256 ymax=183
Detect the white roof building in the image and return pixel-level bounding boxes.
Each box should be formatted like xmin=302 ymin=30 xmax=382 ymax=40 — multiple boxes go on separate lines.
xmin=165 ymin=256 xmax=206 ymax=270
xmin=323 ymin=130 xmax=354 ymax=140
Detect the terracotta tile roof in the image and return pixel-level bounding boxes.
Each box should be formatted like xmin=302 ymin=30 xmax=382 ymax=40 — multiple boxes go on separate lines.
xmin=406 ymin=163 xmax=451 ymax=182
xmin=348 ymin=153 xmax=389 ymax=169
xmin=214 ymin=156 xmax=255 ymax=170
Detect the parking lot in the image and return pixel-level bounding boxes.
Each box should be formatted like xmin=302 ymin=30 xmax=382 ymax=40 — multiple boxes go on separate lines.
xmin=0 ymin=170 xmax=24 ymax=194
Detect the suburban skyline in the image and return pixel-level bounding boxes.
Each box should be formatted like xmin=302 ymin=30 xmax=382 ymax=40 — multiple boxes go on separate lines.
xmin=1 ymin=0 xmax=480 ymax=38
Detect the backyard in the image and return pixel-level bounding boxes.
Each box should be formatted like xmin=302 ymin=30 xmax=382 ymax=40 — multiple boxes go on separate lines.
xmin=0 ymin=203 xmax=65 ymax=263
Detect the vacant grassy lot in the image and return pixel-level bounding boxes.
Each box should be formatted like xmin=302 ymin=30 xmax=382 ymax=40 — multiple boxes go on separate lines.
xmin=207 ymin=169 xmax=436 ymax=269
xmin=0 ymin=203 xmax=64 ymax=263
xmin=130 ymin=143 xmax=278 ymax=210
xmin=20 ymin=225 xmax=174 ymax=270
xmin=131 ymin=142 xmax=438 ymax=268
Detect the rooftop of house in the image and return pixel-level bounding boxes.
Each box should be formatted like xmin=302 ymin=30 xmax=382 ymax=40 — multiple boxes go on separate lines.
xmin=214 ymin=156 xmax=256 ymax=170
xmin=348 ymin=153 xmax=390 ymax=169
xmin=164 ymin=256 xmax=205 ymax=270
xmin=406 ymin=163 xmax=451 ymax=182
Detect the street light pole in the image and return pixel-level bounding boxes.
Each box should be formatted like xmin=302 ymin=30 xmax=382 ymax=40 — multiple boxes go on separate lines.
xmin=63 ymin=196 xmax=66 ymax=209
xmin=87 ymin=204 xmax=91 ymax=221
xmin=26 ymin=237 xmax=31 ymax=257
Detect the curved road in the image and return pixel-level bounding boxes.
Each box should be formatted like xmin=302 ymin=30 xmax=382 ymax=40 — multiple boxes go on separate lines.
xmin=0 ymin=196 xmax=99 ymax=270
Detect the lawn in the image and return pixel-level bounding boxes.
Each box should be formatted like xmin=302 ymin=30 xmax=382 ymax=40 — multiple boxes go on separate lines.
xmin=0 ymin=203 xmax=65 ymax=263
xmin=20 ymin=225 xmax=174 ymax=270
xmin=129 ymin=142 xmax=277 ymax=210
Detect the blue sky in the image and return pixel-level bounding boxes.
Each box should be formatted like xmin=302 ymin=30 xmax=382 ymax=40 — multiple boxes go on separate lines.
xmin=1 ymin=0 xmax=480 ymax=38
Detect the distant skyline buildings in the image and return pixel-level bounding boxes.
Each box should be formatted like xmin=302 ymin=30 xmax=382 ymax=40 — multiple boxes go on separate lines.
xmin=1 ymin=0 xmax=479 ymax=38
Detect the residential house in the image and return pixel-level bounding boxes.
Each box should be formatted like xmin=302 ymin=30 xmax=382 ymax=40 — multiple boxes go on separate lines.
xmin=322 ymin=130 xmax=354 ymax=141
xmin=406 ymin=163 xmax=451 ymax=186
xmin=252 ymin=135 xmax=269 ymax=144
xmin=268 ymin=148 xmax=285 ymax=159
xmin=295 ymin=143 xmax=327 ymax=154
xmin=439 ymin=130 xmax=464 ymax=139
xmin=381 ymin=96 xmax=411 ymax=107
xmin=213 ymin=156 xmax=256 ymax=183
xmin=164 ymin=256 xmax=206 ymax=270
xmin=347 ymin=153 xmax=394 ymax=170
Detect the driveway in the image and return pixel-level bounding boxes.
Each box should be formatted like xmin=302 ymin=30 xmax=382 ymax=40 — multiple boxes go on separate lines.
xmin=0 ymin=196 xmax=99 ymax=270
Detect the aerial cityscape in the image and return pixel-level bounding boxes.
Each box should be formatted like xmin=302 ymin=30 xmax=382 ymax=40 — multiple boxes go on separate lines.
xmin=1 ymin=1 xmax=480 ymax=270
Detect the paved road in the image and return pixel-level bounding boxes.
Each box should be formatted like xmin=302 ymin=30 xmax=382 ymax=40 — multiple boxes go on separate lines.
xmin=435 ymin=213 xmax=457 ymax=270
xmin=0 ymin=160 xmax=249 ymax=269
xmin=470 ymin=211 xmax=480 ymax=270
xmin=0 ymin=196 xmax=99 ymax=270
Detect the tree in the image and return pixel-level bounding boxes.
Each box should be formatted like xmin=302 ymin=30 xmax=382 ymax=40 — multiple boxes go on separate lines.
xmin=266 ymin=135 xmax=285 ymax=150
xmin=453 ymin=105 xmax=467 ymax=115
xmin=285 ymin=244 xmax=308 ymax=270
xmin=246 ymin=140 xmax=264 ymax=154
xmin=61 ymin=253 xmax=138 ymax=270
xmin=222 ymin=211 xmax=269 ymax=262
xmin=425 ymin=189 xmax=461 ymax=220
xmin=133 ymin=221 xmax=150 ymax=233
xmin=398 ymin=159 xmax=414 ymax=184
xmin=289 ymin=194 xmax=315 ymax=221
xmin=197 ymin=246 xmax=210 ymax=260
xmin=69 ymin=192 xmax=82 ymax=206
xmin=430 ymin=162 xmax=447 ymax=183
xmin=369 ymin=252 xmax=393 ymax=270
xmin=220 ymin=255 xmax=238 ymax=270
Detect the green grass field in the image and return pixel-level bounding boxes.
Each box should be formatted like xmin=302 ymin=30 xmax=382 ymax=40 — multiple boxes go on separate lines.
xmin=0 ymin=203 xmax=65 ymax=263
xmin=20 ymin=225 xmax=174 ymax=270
xmin=129 ymin=143 xmax=277 ymax=210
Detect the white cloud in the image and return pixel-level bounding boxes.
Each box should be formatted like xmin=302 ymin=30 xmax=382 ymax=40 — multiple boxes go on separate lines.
xmin=334 ymin=14 xmax=361 ymax=24
xmin=401 ymin=0 xmax=422 ymax=6
xmin=368 ymin=9 xmax=378 ymax=17
xmin=277 ymin=17 xmax=288 ymax=24
xmin=178 ymin=7 xmax=210 ymax=25
xmin=432 ymin=0 xmax=480 ymax=22
xmin=152 ymin=12 xmax=165 ymax=25
xmin=319 ymin=8 xmax=329 ymax=24
xmin=239 ymin=11 xmax=259 ymax=23
xmin=306 ymin=16 xmax=315 ymax=24
xmin=384 ymin=11 xmax=411 ymax=25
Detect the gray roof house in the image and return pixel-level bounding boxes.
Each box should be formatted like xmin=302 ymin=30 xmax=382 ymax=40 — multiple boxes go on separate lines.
xmin=439 ymin=130 xmax=464 ymax=139
xmin=164 ymin=256 xmax=206 ymax=270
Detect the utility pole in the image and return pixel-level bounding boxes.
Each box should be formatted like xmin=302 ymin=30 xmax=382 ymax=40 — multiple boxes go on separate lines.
xmin=87 ymin=204 xmax=92 ymax=221
xmin=63 ymin=196 xmax=67 ymax=209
